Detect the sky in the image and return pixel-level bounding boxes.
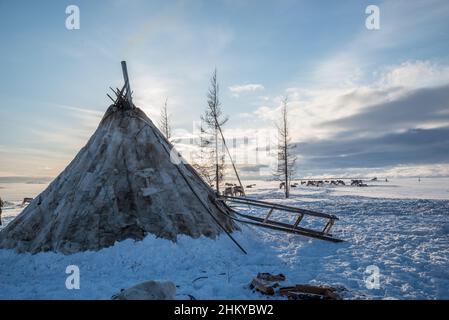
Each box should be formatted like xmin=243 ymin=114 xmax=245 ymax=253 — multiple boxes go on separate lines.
xmin=0 ymin=0 xmax=449 ymax=179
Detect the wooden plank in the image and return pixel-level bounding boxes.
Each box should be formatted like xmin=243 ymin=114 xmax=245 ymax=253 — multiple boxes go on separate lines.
xmin=106 ymin=93 xmax=116 ymax=103
xmin=257 ymin=272 xmax=285 ymax=282
xmin=280 ymin=284 xmax=341 ymax=300
xmin=233 ymin=209 xmax=325 ymax=236
xmin=263 ymin=207 xmax=274 ymax=223
xmin=219 ymin=196 xmax=338 ymax=220
xmin=110 ymin=87 xmax=119 ymax=95
xmin=322 ymin=219 xmax=335 ymax=234
xmin=215 ymin=197 xmax=343 ymax=243
xmin=285 ymin=291 xmax=324 ymax=300
xmin=121 ymin=61 xmax=133 ymax=104
xmin=232 ymin=213 xmax=343 ymax=242
xmin=292 ymin=213 xmax=304 ymax=229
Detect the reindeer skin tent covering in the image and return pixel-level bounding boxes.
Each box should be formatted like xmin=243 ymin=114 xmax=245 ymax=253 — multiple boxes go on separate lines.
xmin=0 ymin=105 xmax=237 ymax=254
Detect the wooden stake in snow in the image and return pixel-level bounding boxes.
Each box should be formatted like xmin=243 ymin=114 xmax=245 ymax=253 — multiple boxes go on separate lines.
xmin=121 ymin=61 xmax=133 ymax=106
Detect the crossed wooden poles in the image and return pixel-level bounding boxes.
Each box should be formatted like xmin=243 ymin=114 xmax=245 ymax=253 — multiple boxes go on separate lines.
xmin=107 ymin=61 xmax=134 ymax=109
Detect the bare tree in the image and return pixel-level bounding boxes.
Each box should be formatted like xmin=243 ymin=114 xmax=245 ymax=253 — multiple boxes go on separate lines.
xmin=192 ymin=120 xmax=216 ymax=187
xmin=201 ymin=69 xmax=228 ymax=194
xmin=158 ymin=97 xmax=171 ymax=140
xmin=274 ymin=97 xmax=297 ymax=198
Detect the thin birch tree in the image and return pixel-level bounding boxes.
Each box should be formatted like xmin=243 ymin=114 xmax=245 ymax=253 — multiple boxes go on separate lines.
xmin=274 ymin=97 xmax=297 ymax=198
xmin=201 ymin=69 xmax=228 ymax=194
xmin=158 ymin=97 xmax=171 ymax=141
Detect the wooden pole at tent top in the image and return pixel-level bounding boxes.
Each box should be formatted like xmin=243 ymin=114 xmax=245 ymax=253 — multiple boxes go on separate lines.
xmin=121 ymin=61 xmax=133 ymax=106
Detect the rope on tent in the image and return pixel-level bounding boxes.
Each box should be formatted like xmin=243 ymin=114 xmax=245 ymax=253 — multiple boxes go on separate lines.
xmin=133 ymin=114 xmax=248 ymax=255
xmin=215 ymin=121 xmax=246 ymax=196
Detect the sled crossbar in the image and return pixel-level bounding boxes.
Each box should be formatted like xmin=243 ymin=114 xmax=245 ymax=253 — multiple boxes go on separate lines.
xmin=219 ymin=196 xmax=338 ymax=219
xmin=217 ymin=196 xmax=342 ymax=243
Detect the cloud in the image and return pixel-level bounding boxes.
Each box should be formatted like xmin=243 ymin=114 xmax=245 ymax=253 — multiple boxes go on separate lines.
xmin=323 ymin=84 xmax=449 ymax=136
xmin=240 ymin=59 xmax=449 ymax=177
xmin=0 ymin=144 xmax=75 ymax=177
xmin=251 ymin=60 xmax=449 ymax=139
xmin=229 ymin=84 xmax=264 ymax=97
xmin=377 ymin=60 xmax=449 ymax=89
xmin=131 ymin=68 xmax=184 ymax=122
xmin=56 ymin=105 xmax=104 ymax=117
xmin=299 ymin=164 xmax=449 ymax=179
xmin=0 ymin=101 xmax=107 ymax=178
xmin=375 ymin=164 xmax=449 ymax=178
xmin=296 ymin=126 xmax=449 ymax=170
xmin=54 ymin=104 xmax=104 ymax=129
xmin=253 ymin=105 xmax=279 ymax=122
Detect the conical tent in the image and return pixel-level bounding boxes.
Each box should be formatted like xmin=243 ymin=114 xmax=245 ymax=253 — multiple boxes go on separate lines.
xmin=0 ymin=87 xmax=238 ymax=254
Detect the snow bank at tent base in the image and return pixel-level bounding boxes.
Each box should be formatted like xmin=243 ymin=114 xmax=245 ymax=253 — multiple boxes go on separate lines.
xmin=0 ymin=229 xmax=302 ymax=300
xmin=1 ymin=185 xmax=448 ymax=299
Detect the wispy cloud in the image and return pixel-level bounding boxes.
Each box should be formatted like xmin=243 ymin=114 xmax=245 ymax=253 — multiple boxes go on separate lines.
xmin=377 ymin=60 xmax=449 ymax=89
xmin=229 ymin=84 xmax=264 ymax=97
xmin=240 ymin=59 xmax=449 ymax=176
xmin=323 ymin=84 xmax=449 ymax=134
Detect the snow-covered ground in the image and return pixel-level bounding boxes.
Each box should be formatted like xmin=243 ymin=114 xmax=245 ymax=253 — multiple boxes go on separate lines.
xmin=0 ymin=179 xmax=448 ymax=299
xmin=331 ymin=177 xmax=449 ymax=200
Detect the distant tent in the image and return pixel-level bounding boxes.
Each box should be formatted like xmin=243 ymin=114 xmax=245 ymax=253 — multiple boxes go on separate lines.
xmin=0 ymin=62 xmax=238 ymax=254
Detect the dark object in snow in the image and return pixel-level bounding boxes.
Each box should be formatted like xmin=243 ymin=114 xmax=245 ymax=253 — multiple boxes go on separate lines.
xmin=232 ymin=185 xmax=244 ymax=196
xmin=192 ymin=276 xmax=208 ymax=283
xmin=329 ymin=179 xmax=346 ymax=186
xmin=21 ymin=198 xmax=33 ymax=206
xmin=250 ymin=278 xmax=276 ymax=295
xmin=351 ymin=179 xmax=368 ymax=187
xmin=257 ymin=272 xmax=286 ymax=282
xmin=112 ymin=280 xmax=176 ymax=300
xmin=279 ymin=284 xmax=342 ymax=300
xmin=223 ymin=185 xmax=244 ymax=197
xmin=223 ymin=186 xmax=233 ymax=196
xmin=249 ymin=272 xmax=286 ymax=295
xmin=249 ymin=273 xmax=344 ymax=300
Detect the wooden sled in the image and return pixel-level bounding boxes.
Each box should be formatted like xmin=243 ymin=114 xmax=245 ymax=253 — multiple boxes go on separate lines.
xmin=217 ymin=196 xmax=343 ymax=243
